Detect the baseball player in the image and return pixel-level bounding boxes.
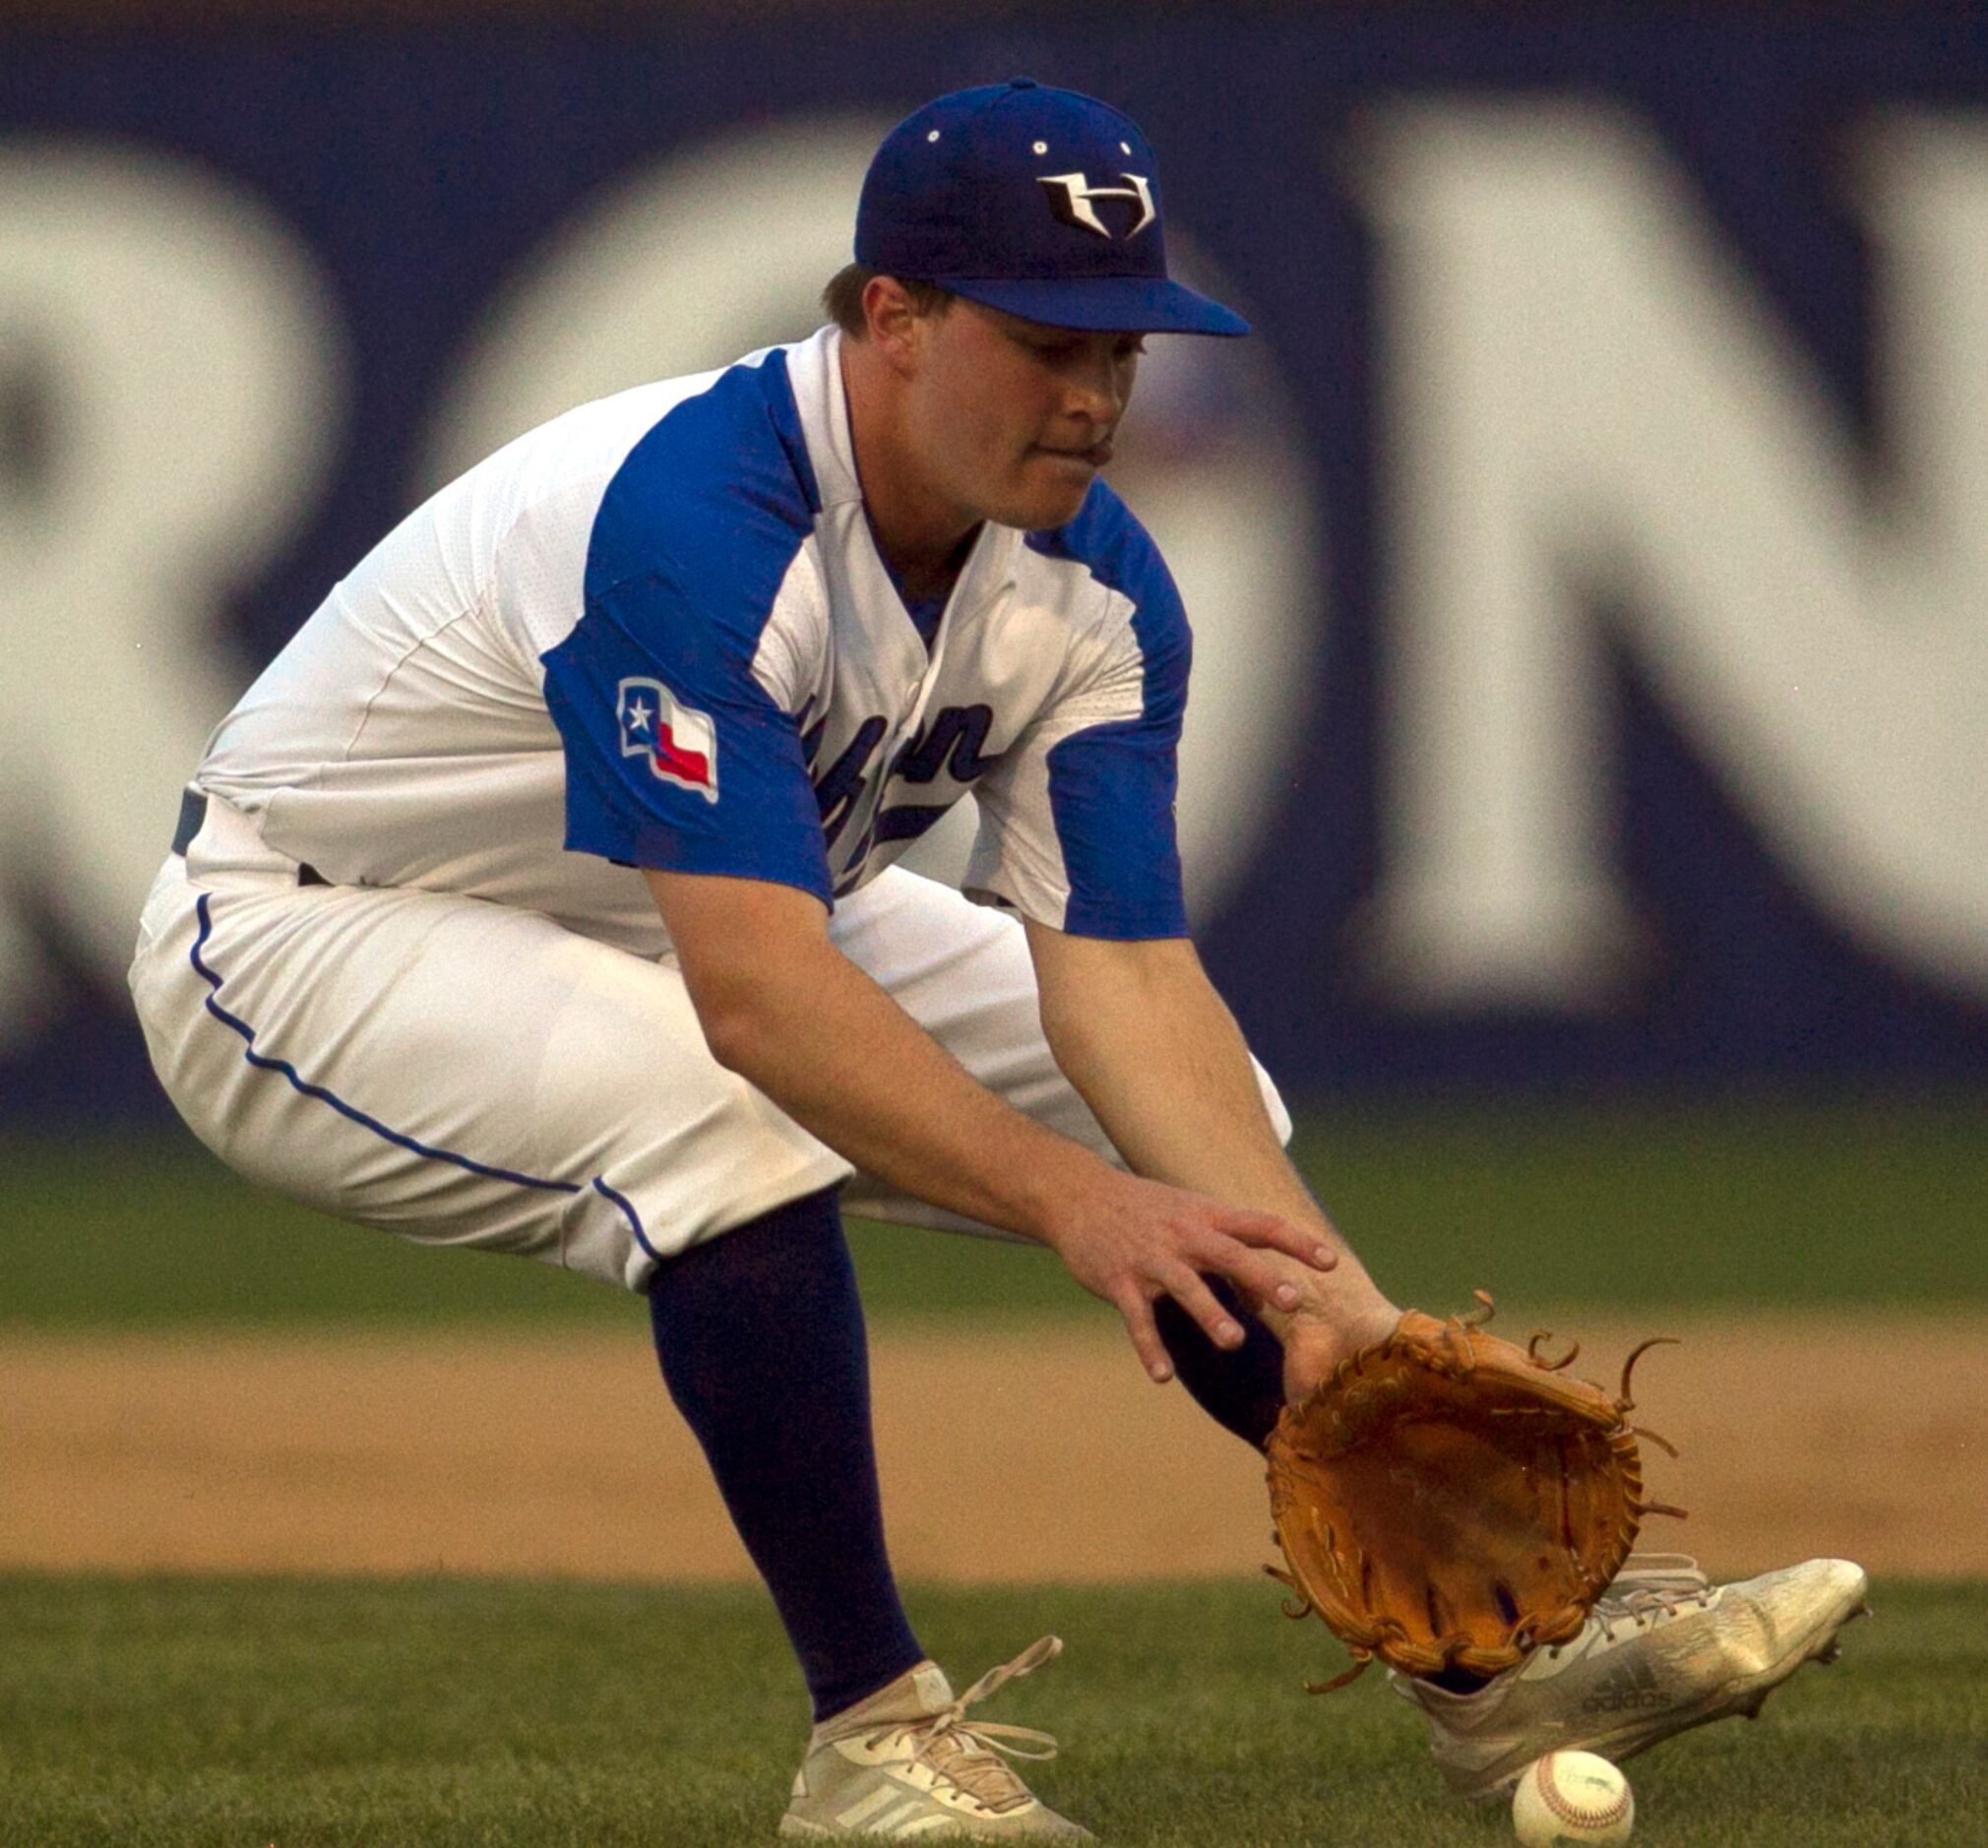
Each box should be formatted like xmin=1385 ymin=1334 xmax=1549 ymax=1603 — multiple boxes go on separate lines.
xmin=131 ymin=81 xmax=1867 ymax=1840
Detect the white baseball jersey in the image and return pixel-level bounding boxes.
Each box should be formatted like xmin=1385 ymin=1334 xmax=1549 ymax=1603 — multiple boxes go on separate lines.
xmin=196 ymin=325 xmax=1191 ymax=952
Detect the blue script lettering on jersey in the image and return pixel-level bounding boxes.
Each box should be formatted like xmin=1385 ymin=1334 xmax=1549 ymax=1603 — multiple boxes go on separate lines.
xmin=811 ymin=705 xmax=1002 ymax=852
xmin=893 ymin=705 xmax=996 ymax=786
xmin=810 ymin=715 xmax=890 ymax=848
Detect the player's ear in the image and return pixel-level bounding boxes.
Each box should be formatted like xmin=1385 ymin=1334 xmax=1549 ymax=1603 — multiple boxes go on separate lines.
xmin=862 ymin=276 xmax=926 ymax=375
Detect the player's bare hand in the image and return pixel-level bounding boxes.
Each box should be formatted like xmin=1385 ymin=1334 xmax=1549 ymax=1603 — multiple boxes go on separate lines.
xmin=1039 ymin=1171 xmax=1336 ymax=1383
xmin=1276 ymin=1298 xmax=1402 ymax=1404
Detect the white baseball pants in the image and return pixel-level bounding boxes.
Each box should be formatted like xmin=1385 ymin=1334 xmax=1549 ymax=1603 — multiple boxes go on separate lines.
xmin=130 ymin=793 xmax=1291 ymax=1291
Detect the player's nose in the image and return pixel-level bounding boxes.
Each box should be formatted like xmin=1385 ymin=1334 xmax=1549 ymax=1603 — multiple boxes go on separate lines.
xmin=1062 ymin=339 xmax=1132 ymax=426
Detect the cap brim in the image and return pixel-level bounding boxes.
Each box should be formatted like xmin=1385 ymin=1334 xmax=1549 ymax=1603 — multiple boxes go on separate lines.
xmin=940 ymin=275 xmax=1249 ymax=338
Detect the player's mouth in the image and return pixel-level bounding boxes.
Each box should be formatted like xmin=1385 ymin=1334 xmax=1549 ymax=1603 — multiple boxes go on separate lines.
xmin=1035 ymin=440 xmax=1114 ymax=468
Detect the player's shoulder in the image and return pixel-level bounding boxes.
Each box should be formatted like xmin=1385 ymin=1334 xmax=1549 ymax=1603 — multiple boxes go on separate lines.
xmin=1023 ymin=480 xmax=1187 ymax=639
xmin=586 ymin=341 xmax=821 ymax=599
xmin=435 ymin=348 xmax=804 ymax=554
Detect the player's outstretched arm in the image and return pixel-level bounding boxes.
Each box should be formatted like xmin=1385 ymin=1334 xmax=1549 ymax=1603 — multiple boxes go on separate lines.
xmin=646 ymin=867 xmax=1337 ymax=1380
xmin=1024 ymin=921 xmax=1399 ymax=1398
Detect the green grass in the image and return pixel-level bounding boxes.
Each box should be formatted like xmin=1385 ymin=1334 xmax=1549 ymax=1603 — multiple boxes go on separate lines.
xmin=6 ymin=1095 xmax=1987 ymax=1329
xmin=0 ymin=1573 xmax=1977 ymax=1845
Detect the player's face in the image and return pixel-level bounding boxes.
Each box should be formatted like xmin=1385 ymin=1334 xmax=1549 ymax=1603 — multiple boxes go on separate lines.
xmin=909 ymin=301 xmax=1144 ymax=531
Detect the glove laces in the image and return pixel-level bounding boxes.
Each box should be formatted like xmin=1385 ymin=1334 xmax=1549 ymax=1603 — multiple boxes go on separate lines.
xmin=870 ymin=1635 xmax=1064 ymax=1815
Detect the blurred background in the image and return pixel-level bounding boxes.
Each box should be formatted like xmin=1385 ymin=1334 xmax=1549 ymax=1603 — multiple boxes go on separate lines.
xmin=3 ymin=3 xmax=1986 ymax=1328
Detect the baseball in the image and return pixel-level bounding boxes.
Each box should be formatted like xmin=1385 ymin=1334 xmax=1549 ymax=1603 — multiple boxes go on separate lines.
xmin=1511 ymin=1751 xmax=1635 ymax=1845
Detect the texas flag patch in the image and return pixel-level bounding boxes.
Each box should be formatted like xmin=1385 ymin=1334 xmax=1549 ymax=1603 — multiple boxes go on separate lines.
xmin=618 ymin=676 xmax=718 ymax=802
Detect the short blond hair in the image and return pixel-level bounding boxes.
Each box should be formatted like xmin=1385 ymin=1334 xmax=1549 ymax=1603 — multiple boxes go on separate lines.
xmin=821 ymin=264 xmax=956 ymax=338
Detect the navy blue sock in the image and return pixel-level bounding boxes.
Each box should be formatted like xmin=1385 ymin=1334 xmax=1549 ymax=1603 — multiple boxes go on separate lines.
xmin=1153 ymin=1275 xmax=1286 ymax=1450
xmin=646 ymin=1187 xmax=924 ymax=1722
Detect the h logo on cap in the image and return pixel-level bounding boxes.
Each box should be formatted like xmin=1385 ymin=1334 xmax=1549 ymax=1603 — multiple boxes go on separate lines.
xmin=1038 ymin=171 xmax=1156 ymax=240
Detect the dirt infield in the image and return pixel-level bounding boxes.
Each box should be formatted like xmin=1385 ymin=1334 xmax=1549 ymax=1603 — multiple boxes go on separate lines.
xmin=5 ymin=1314 xmax=1981 ymax=1581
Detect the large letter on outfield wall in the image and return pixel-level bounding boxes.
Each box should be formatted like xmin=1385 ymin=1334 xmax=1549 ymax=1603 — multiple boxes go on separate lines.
xmin=1358 ymin=105 xmax=1988 ymax=1008
xmin=0 ymin=145 xmax=343 ymax=1044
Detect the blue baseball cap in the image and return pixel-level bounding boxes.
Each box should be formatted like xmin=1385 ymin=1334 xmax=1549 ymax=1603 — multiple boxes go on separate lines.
xmin=854 ymin=79 xmax=1249 ymax=338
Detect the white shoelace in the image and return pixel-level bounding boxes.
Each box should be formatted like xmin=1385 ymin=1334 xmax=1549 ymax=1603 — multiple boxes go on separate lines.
xmin=869 ymin=1635 xmax=1064 ymax=1814
xmin=1598 ymin=1551 xmax=1715 ymax=1636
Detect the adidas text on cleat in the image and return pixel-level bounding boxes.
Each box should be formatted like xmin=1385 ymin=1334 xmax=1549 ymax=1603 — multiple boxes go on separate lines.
xmin=1392 ymin=1555 xmax=1871 ymax=1803
xmin=780 ymin=1636 xmax=1092 ymax=1840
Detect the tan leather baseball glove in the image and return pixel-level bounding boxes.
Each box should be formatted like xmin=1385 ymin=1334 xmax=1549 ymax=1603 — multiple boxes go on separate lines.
xmin=1265 ymin=1293 xmax=1682 ymax=1690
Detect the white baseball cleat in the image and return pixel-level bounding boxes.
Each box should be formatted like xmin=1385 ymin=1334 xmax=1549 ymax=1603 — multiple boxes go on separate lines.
xmin=779 ymin=1635 xmax=1093 ymax=1839
xmin=1391 ymin=1553 xmax=1872 ymax=1803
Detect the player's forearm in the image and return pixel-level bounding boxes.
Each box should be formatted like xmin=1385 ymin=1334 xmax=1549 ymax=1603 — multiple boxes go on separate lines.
xmin=1059 ymin=987 xmax=1320 ymax=1227
xmin=1029 ymin=929 xmax=1394 ymax=1342
xmin=1032 ymin=929 xmax=1310 ymax=1213
xmin=695 ymin=931 xmax=1108 ymax=1242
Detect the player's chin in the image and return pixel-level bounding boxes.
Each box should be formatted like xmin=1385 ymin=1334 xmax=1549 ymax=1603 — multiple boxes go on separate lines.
xmin=1012 ymin=452 xmax=1101 ymax=528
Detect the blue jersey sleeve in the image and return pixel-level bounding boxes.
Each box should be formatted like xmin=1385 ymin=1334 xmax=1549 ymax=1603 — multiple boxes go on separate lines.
xmin=1043 ymin=584 xmax=1190 ymax=939
xmin=967 ymin=493 xmax=1191 ymax=941
xmin=540 ymin=351 xmax=833 ymax=902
